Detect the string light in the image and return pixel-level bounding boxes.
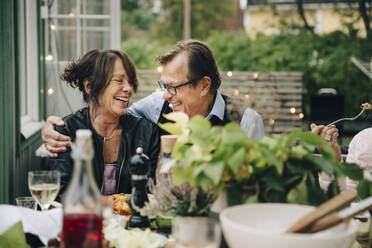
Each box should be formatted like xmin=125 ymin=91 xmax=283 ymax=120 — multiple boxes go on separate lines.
xmin=157 ymin=66 xmax=163 ymax=72
xmin=50 ymin=24 xmax=57 ymax=31
xmin=69 ymin=8 xmax=76 ymax=16
xmin=244 ymin=94 xmax=250 ymax=99
xmin=227 ymin=71 xmax=233 ymax=77
xmin=253 ymin=73 xmax=259 ymax=80
xmin=290 ymin=107 xmax=296 ymax=114
xmin=46 ymin=55 xmax=53 ymax=61
xmin=298 ymin=113 xmax=304 ymax=119
xmin=269 ymin=119 xmax=275 ymax=126
xmin=233 ymin=89 xmax=239 ymax=96
xmin=47 ymin=88 xmax=54 ymax=95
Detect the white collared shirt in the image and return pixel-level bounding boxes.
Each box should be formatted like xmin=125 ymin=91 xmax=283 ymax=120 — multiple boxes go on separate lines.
xmin=205 ymin=91 xmax=225 ymax=121
xmin=129 ymin=91 xmax=264 ymax=140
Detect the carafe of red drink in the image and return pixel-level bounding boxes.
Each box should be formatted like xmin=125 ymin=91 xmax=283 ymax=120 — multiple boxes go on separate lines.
xmin=62 ymin=129 xmax=103 ymax=248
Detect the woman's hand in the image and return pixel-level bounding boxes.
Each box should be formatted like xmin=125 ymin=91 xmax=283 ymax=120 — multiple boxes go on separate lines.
xmin=42 ymin=116 xmax=71 ymax=158
xmin=310 ymin=123 xmax=342 ymax=162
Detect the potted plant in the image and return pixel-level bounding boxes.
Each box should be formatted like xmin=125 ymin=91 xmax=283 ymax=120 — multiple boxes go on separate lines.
xmin=155 ymin=112 xmax=371 ymax=208
xmin=141 ymin=128 xmax=217 ymax=245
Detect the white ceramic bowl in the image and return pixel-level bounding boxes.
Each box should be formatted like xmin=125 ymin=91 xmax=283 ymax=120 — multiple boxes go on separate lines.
xmin=220 ymin=203 xmax=357 ymax=248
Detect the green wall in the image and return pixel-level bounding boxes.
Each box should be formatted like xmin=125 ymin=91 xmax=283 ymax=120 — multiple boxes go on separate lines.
xmin=0 ymin=0 xmax=46 ymax=204
xmin=0 ymin=0 xmax=17 ymax=204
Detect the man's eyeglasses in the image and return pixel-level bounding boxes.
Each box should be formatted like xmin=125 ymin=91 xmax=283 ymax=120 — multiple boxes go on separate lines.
xmin=157 ymin=79 xmax=199 ymax=95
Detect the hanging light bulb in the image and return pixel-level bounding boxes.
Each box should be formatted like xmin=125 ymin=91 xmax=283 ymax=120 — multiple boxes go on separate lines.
xmin=227 ymin=71 xmax=233 ymax=77
xmin=46 ymin=55 xmax=53 ymax=61
xmin=290 ymin=107 xmax=296 ymax=114
xmin=233 ymin=89 xmax=239 ymax=96
xmin=244 ymin=94 xmax=250 ymax=99
xmin=269 ymin=119 xmax=275 ymax=126
xmin=50 ymin=24 xmax=57 ymax=31
xmin=47 ymin=88 xmax=54 ymax=95
xmin=253 ymin=73 xmax=259 ymax=80
xmin=69 ymin=8 xmax=76 ymax=16
xmin=157 ymin=66 xmax=163 ymax=72
xmin=298 ymin=113 xmax=304 ymax=119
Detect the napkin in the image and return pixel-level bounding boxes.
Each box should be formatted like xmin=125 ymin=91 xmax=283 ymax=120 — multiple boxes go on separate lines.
xmin=0 ymin=205 xmax=63 ymax=245
xmin=0 ymin=221 xmax=29 ymax=248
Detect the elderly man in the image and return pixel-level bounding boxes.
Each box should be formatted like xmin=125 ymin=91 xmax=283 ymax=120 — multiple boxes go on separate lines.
xmin=42 ymin=40 xmax=264 ymax=157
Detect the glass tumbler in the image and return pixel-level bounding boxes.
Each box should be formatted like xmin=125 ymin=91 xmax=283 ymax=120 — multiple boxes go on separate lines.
xmin=172 ymin=216 xmax=221 ymax=248
xmin=16 ymin=196 xmax=37 ymax=210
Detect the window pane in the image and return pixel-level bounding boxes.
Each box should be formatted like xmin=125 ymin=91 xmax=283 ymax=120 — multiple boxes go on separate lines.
xmin=58 ymin=18 xmax=76 ymax=27
xmin=80 ymin=0 xmax=110 ymax=15
xmin=56 ymin=30 xmax=78 ymax=61
xmin=56 ymin=0 xmax=77 ymax=15
xmin=81 ymin=31 xmax=110 ymax=55
xmin=81 ymin=19 xmax=110 ymax=27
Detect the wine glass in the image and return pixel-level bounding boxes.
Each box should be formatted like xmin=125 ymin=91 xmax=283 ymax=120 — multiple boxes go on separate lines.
xmin=28 ymin=170 xmax=60 ymax=211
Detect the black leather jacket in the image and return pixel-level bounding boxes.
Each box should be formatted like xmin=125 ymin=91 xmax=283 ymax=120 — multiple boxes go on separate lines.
xmin=48 ymin=107 xmax=160 ymax=199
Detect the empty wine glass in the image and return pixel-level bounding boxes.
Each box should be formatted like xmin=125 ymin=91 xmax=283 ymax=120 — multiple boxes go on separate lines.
xmin=28 ymin=170 xmax=60 ymax=211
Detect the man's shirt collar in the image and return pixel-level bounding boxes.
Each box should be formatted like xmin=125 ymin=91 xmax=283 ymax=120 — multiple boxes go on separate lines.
xmin=206 ymin=91 xmax=225 ymax=121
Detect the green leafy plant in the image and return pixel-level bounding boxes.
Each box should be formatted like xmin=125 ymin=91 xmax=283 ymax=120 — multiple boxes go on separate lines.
xmin=159 ymin=112 xmax=371 ymax=206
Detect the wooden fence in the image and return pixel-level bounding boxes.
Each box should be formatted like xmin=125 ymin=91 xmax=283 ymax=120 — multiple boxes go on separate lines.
xmin=132 ymin=70 xmax=303 ymax=135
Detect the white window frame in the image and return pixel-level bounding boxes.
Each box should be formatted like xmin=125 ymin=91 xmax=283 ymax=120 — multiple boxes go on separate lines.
xmin=42 ymin=0 xmax=121 ymax=118
xmin=45 ymin=0 xmax=120 ymax=63
xmin=19 ymin=0 xmax=45 ymax=139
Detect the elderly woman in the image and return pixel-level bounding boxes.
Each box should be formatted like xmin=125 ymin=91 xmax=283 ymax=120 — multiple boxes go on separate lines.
xmin=48 ymin=49 xmax=160 ymax=198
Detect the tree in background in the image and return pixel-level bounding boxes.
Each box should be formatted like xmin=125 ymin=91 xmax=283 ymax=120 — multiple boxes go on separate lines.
xmin=295 ymin=0 xmax=314 ymax=33
xmin=340 ymin=0 xmax=371 ymax=39
xmin=121 ymin=0 xmax=237 ymax=42
xmin=121 ymin=0 xmax=161 ymax=40
xmin=154 ymin=0 xmax=237 ymax=42
xmin=121 ymin=0 xmax=371 ymax=123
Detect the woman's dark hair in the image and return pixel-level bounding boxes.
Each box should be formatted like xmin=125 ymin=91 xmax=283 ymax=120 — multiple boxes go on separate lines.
xmin=60 ymin=49 xmax=138 ymax=105
xmin=156 ymin=40 xmax=221 ymax=93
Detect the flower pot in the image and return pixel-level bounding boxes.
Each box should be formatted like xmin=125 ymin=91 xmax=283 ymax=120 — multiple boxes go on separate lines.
xmin=172 ymin=216 xmax=221 ymax=248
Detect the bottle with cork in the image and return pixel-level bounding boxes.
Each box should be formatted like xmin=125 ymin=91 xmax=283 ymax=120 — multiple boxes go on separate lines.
xmin=155 ymin=135 xmax=178 ymax=234
xmin=157 ymin=135 xmax=178 ymax=176
xmin=62 ymin=129 xmax=103 ymax=248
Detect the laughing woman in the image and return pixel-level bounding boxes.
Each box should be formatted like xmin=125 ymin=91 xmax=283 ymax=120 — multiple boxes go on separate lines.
xmin=48 ymin=49 xmax=160 ymax=199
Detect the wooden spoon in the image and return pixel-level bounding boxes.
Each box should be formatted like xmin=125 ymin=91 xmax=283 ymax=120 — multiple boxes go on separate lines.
xmin=286 ymin=190 xmax=358 ymax=233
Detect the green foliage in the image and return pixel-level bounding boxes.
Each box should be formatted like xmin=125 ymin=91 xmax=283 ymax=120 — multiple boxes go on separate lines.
xmin=122 ymin=26 xmax=372 ymax=116
xmin=121 ymin=0 xmax=159 ymax=30
xmin=206 ymin=30 xmax=372 ymax=116
xmin=160 ymin=112 xmax=371 ymax=206
xmin=122 ymin=38 xmax=171 ymax=69
xmin=155 ymin=0 xmax=236 ymax=42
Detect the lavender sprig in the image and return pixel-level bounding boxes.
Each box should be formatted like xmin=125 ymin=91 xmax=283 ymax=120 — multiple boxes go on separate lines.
xmin=142 ymin=170 xmax=216 ymax=217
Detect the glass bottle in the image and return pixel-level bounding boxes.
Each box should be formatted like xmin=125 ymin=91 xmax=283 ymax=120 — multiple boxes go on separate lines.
xmin=155 ymin=135 xmax=178 ymax=233
xmin=62 ymin=129 xmax=103 ymax=248
xmin=157 ymin=135 xmax=178 ymax=177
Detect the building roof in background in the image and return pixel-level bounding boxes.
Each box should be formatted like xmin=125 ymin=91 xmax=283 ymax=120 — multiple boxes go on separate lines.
xmin=247 ymin=0 xmax=356 ymax=5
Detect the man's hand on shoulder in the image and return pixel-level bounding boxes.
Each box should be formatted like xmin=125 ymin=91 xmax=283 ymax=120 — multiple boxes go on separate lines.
xmin=42 ymin=116 xmax=71 ymax=158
